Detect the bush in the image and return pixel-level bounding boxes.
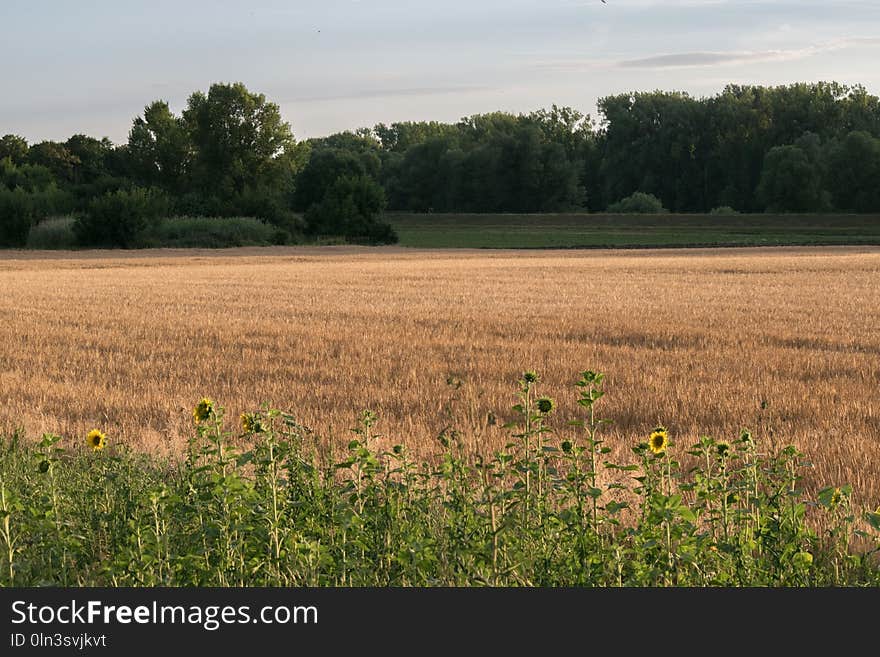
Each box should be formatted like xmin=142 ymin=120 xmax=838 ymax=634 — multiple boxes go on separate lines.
xmin=143 ymin=216 xmax=279 ymax=248
xmin=74 ymin=187 xmax=169 ymax=248
xmin=26 ymin=216 xmax=77 ymax=249
xmin=607 ymin=191 xmax=668 ymax=214
xmin=710 ymin=206 xmax=740 ymax=215
xmin=305 ymin=174 xmax=398 ymax=245
xmin=0 ymin=188 xmax=37 ymax=247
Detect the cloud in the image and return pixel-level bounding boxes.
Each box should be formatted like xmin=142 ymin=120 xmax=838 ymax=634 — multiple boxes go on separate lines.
xmin=537 ymin=37 xmax=880 ymax=72
xmin=618 ymin=48 xmax=816 ymax=68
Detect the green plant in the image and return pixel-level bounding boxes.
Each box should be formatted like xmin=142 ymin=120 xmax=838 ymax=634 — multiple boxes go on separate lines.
xmin=607 ymin=191 xmax=667 ymax=214
xmin=0 ymin=370 xmax=877 ymax=587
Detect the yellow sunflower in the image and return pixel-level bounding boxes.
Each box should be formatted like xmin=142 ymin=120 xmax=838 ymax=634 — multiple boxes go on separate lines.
xmin=648 ymin=427 xmax=669 ymax=455
xmin=241 ymin=412 xmax=263 ymax=434
xmin=87 ymin=429 xmax=106 ymax=451
xmin=193 ymin=398 xmax=214 ymax=424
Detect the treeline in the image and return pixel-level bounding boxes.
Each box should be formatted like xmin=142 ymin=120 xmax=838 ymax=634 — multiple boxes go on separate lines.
xmin=2 ymin=80 xmax=880 ymax=248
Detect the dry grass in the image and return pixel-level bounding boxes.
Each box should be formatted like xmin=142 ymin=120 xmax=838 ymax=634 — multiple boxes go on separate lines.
xmin=1 ymin=245 xmax=878 ymax=503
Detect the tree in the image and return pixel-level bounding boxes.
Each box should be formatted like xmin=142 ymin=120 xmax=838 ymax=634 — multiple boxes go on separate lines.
xmin=825 ymin=131 xmax=880 ymax=212
xmin=26 ymin=141 xmax=79 ymax=184
xmin=73 ymin=187 xmax=168 ymax=247
xmin=0 ymin=188 xmax=38 ymax=247
xmin=0 ymin=135 xmax=28 ymax=164
xmin=293 ymin=148 xmax=369 ymax=212
xmin=0 ymin=158 xmax=55 ymax=192
xmin=183 ymin=82 xmax=294 ymax=197
xmin=304 ymin=175 xmax=395 ymax=244
xmin=127 ymin=101 xmax=192 ymax=192
xmin=64 ymin=134 xmax=113 ymax=185
xmin=757 ymin=144 xmax=828 ymax=212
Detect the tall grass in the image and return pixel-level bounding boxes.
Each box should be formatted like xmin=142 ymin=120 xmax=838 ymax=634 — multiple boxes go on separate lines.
xmin=1 ymin=371 xmax=878 ymax=587
xmin=141 ymin=216 xmax=285 ymax=248
xmin=25 ymin=216 xmax=77 ymax=249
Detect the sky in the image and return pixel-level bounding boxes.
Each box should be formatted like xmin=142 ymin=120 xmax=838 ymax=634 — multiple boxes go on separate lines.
xmin=2 ymin=0 xmax=879 ymax=144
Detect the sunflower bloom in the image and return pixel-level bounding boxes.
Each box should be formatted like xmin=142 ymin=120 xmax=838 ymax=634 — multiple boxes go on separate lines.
xmin=193 ymin=398 xmax=214 ymax=424
xmin=87 ymin=429 xmax=106 ymax=452
xmin=536 ymin=397 xmax=555 ymax=414
xmin=648 ymin=427 xmax=669 ymax=455
xmin=241 ymin=412 xmax=262 ymax=434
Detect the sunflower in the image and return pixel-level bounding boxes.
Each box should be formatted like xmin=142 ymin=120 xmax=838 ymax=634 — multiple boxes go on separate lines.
xmin=536 ymin=397 xmax=555 ymax=414
xmin=523 ymin=371 xmax=539 ymax=384
xmin=241 ymin=412 xmax=262 ymax=434
xmin=716 ymin=441 xmax=731 ymax=457
xmin=648 ymin=427 xmax=669 ymax=455
xmin=193 ymin=398 xmax=214 ymax=424
xmin=87 ymin=429 xmax=106 ymax=451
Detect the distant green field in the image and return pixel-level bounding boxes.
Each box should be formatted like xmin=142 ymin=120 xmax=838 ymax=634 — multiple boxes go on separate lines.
xmin=387 ymin=213 xmax=880 ymax=249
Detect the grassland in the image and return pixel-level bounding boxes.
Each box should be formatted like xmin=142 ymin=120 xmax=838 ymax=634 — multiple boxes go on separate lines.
xmin=388 ymin=213 xmax=880 ymax=248
xmin=0 ymin=245 xmax=878 ymax=507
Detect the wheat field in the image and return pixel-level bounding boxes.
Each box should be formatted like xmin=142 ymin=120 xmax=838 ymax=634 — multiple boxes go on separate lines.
xmin=1 ymin=245 xmax=878 ymax=501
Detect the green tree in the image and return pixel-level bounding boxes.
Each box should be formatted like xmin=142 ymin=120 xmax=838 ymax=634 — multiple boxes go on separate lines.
xmin=825 ymin=131 xmax=880 ymax=212
xmin=0 ymin=188 xmax=38 ymax=247
xmin=64 ymin=135 xmax=113 ymax=185
xmin=293 ymin=148 xmax=369 ymax=212
xmin=757 ymin=144 xmax=828 ymax=212
xmin=26 ymin=141 xmax=79 ymax=185
xmin=127 ymin=101 xmax=192 ymax=192
xmin=304 ymin=174 xmax=395 ymax=244
xmin=73 ymin=187 xmax=168 ymax=247
xmin=183 ymin=82 xmax=294 ymax=197
xmin=0 ymin=135 xmax=29 ymax=164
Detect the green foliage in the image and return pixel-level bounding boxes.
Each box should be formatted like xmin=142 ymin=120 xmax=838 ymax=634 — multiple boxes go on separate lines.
xmin=74 ymin=187 xmax=169 ymax=247
xmin=607 ymin=191 xmax=667 ymax=214
xmin=304 ymin=175 xmax=397 ymax=244
xmin=0 ymin=135 xmax=29 ymax=164
xmin=710 ymin=206 xmax=740 ymax=215
xmin=143 ymin=216 xmax=282 ymax=248
xmin=0 ymin=188 xmax=39 ymax=247
xmin=293 ymin=148 xmax=370 ymax=212
xmin=1 ymin=372 xmax=877 ymax=587
xmin=183 ymin=82 xmax=295 ymax=197
xmin=26 ymin=141 xmax=81 ymax=185
xmin=7 ymin=80 xmax=880 ymax=252
xmin=383 ymin=113 xmax=587 ymax=213
xmin=26 ymin=216 xmax=77 ymax=249
xmin=1 ymin=158 xmax=55 ymax=192
xmin=127 ymin=101 xmax=192 ymax=193
xmin=758 ymin=143 xmax=830 ymax=212
xmin=825 ymin=131 xmax=880 ymax=212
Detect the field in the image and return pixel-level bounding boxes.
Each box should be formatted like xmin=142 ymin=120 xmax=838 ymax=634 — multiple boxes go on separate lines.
xmin=388 ymin=213 xmax=880 ymax=248
xmin=2 ymin=244 xmax=879 ymax=586
xmin=1 ymin=245 xmax=878 ymax=500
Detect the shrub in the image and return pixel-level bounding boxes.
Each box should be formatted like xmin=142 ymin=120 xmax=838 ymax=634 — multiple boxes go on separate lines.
xmin=607 ymin=191 xmax=668 ymax=214
xmin=0 ymin=188 xmax=37 ymax=247
xmin=710 ymin=206 xmax=740 ymax=215
xmin=305 ymin=174 xmax=398 ymax=245
xmin=74 ymin=187 xmax=169 ymax=248
xmin=143 ymin=216 xmax=279 ymax=248
xmin=26 ymin=216 xmax=77 ymax=249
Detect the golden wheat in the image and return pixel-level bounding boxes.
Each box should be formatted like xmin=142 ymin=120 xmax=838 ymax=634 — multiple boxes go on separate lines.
xmin=1 ymin=245 xmax=878 ymax=501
